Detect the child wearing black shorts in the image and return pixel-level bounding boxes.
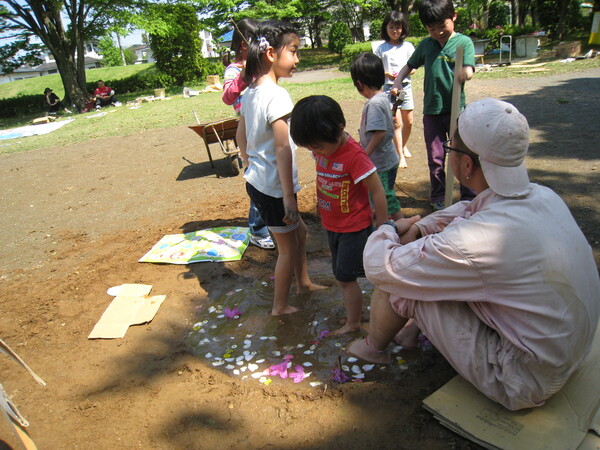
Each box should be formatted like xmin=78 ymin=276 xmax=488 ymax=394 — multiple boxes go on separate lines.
xmin=290 ymin=95 xmax=388 ymax=335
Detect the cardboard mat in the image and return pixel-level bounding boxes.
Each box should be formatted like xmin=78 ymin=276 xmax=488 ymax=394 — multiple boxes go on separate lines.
xmin=423 ymin=325 xmax=600 ymax=450
xmin=88 ymin=284 xmax=165 ymax=339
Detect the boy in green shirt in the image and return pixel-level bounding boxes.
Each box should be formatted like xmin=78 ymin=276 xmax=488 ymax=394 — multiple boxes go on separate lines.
xmin=392 ymin=0 xmax=475 ymax=210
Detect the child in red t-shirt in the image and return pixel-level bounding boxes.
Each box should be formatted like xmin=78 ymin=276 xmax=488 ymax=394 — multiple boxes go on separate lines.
xmin=290 ymin=95 xmax=388 ymax=335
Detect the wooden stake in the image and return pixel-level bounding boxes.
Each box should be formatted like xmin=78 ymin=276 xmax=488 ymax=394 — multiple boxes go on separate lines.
xmin=444 ymin=45 xmax=464 ymax=208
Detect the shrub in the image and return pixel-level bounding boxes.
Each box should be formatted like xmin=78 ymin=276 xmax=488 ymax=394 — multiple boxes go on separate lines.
xmin=339 ymin=42 xmax=372 ymax=71
xmin=369 ymin=19 xmax=383 ymax=40
xmin=0 ymin=94 xmax=44 ymax=118
xmin=408 ymin=13 xmax=426 ymax=37
xmin=329 ymin=22 xmax=353 ymax=56
xmin=87 ymin=67 xmax=176 ymax=94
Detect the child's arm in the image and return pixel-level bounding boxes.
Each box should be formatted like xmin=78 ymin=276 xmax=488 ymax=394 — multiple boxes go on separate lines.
xmin=272 ymin=116 xmax=299 ymax=224
xmin=236 ymin=116 xmax=249 ymax=167
xmin=458 ymin=65 xmax=474 ymax=84
xmin=391 ymin=64 xmax=414 ymax=94
xmin=363 ymin=130 xmax=386 ymax=156
xmin=363 ymin=172 xmax=388 ymax=227
xmin=222 ymin=72 xmax=247 ymax=105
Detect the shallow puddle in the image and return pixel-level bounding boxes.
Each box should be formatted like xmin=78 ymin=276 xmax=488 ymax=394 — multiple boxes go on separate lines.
xmin=186 ymin=258 xmax=428 ymax=387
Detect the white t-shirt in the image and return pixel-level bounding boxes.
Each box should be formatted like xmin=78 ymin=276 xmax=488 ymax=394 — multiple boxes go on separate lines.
xmin=240 ymin=80 xmax=300 ymax=198
xmin=375 ymin=40 xmax=415 ymax=88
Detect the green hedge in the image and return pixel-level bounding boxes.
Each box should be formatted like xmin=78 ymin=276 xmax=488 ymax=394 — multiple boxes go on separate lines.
xmin=340 ymin=36 xmax=425 ymax=71
xmin=0 ymin=94 xmax=45 ymax=119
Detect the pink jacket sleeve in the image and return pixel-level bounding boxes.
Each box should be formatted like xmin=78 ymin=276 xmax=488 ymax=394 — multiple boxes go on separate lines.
xmin=222 ymin=75 xmax=248 ymax=106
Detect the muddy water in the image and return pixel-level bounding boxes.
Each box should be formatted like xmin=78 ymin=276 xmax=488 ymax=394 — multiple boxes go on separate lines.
xmin=186 ymin=258 xmax=427 ymax=387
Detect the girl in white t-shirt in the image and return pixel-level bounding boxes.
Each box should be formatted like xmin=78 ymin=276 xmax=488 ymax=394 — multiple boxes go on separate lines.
xmin=375 ymin=11 xmax=415 ymax=168
xmin=236 ymin=20 xmax=325 ymax=315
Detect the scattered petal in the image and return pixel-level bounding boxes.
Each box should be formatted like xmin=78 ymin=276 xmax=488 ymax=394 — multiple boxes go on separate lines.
xmin=205 ymin=353 xmax=212 ymax=359
xmin=347 ymin=357 xmax=358 ymax=363
xmin=303 ymin=362 xmax=313 ymax=367
xmin=226 ymin=364 xmax=235 ymax=370
xmin=352 ymin=372 xmax=365 ymax=379
xmin=255 ymin=359 xmax=265 ymax=364
xmin=318 ymin=330 xmax=331 ymax=340
xmin=309 ymin=381 xmax=323 ymax=387
xmin=212 ymin=361 xmax=224 ymax=367
xmin=289 ymin=366 xmax=311 ymax=383
xmin=248 ymin=363 xmax=258 ymax=372
xmin=362 ymin=364 xmax=375 ymax=371
xmin=224 ymin=307 xmax=242 ymax=319
xmin=351 ymin=365 xmax=361 ymax=374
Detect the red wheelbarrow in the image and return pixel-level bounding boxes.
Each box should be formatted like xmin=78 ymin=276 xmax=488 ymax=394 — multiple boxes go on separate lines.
xmin=189 ymin=116 xmax=243 ymax=175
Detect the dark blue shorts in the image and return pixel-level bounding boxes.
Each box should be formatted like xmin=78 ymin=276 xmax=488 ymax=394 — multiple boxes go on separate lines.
xmin=327 ymin=226 xmax=373 ymax=282
xmin=246 ymin=183 xmax=298 ymax=233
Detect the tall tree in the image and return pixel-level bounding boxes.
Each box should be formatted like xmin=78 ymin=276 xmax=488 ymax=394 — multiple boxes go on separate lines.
xmin=0 ymin=1 xmax=145 ymax=111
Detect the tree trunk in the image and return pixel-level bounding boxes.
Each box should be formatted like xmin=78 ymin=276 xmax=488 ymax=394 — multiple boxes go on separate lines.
xmin=116 ymin=33 xmax=127 ymax=65
xmin=555 ymin=0 xmax=570 ymax=40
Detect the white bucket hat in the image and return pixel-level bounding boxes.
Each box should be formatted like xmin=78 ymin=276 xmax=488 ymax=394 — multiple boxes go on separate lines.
xmin=458 ymin=98 xmax=530 ymax=197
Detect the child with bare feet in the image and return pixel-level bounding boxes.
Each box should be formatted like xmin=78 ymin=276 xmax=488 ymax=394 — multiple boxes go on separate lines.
xmin=290 ymin=95 xmax=388 ymax=334
xmin=236 ymin=20 xmax=325 ymax=315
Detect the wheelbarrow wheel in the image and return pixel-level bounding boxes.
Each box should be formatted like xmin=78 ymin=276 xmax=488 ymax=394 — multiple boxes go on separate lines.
xmin=231 ymin=155 xmax=242 ymax=176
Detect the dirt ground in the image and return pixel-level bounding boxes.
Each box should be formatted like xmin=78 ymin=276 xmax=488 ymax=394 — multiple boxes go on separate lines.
xmin=1 ymin=67 xmax=599 ymax=449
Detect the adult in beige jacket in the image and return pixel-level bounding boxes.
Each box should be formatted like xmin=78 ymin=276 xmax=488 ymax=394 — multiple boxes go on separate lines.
xmin=349 ymin=98 xmax=600 ymax=410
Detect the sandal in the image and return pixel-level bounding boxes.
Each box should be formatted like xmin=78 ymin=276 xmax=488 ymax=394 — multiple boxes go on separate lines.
xmin=249 ymin=235 xmax=275 ymax=249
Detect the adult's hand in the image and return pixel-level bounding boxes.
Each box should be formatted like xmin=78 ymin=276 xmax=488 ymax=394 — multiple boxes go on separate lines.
xmin=395 ymin=216 xmax=421 ymax=244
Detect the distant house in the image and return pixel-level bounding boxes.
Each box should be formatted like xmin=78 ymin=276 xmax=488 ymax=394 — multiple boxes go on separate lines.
xmin=200 ymin=30 xmax=218 ymax=57
xmin=0 ymin=42 xmax=102 ymax=84
xmin=129 ymin=44 xmax=155 ymax=64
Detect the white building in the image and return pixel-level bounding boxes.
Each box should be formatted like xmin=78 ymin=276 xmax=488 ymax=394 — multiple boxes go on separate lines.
xmin=0 ymin=43 xmax=102 ymax=84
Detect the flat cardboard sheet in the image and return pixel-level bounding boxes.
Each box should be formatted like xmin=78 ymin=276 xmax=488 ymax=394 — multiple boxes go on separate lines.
xmin=88 ymin=284 xmax=165 ymax=339
xmin=423 ymin=325 xmax=600 ymax=450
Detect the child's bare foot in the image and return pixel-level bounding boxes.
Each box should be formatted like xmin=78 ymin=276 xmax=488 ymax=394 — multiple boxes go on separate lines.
xmin=399 ymin=156 xmax=408 ymax=168
xmin=393 ymin=319 xmax=420 ymax=349
xmin=403 ymin=147 xmax=412 ymax=158
xmin=271 ymin=305 xmax=298 ymax=316
xmin=296 ymin=282 xmax=327 ymax=294
xmin=329 ymin=323 xmax=361 ymax=336
xmin=347 ymin=338 xmax=392 ymax=364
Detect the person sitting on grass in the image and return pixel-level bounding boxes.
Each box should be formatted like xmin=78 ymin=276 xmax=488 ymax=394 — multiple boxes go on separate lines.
xmin=348 ymin=98 xmax=600 ymax=411
xmin=94 ymin=80 xmax=119 ymax=109
xmin=290 ymin=95 xmax=388 ymax=335
xmin=44 ymin=88 xmax=71 ymax=115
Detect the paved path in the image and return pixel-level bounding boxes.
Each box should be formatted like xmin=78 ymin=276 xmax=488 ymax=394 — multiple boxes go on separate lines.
xmin=281 ymin=67 xmax=349 ymax=84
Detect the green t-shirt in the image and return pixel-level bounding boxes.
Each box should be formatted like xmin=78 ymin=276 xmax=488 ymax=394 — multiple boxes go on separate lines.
xmin=407 ymin=33 xmax=475 ymax=115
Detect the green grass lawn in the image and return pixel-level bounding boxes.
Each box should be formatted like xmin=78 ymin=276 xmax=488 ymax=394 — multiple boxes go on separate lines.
xmin=1 ymin=48 xmax=599 ymax=155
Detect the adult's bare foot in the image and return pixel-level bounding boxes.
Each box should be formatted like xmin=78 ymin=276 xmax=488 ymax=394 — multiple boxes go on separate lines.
xmin=393 ymin=319 xmax=420 ymax=349
xmin=272 ymin=305 xmax=298 ymax=316
xmin=347 ymin=338 xmax=392 ymax=364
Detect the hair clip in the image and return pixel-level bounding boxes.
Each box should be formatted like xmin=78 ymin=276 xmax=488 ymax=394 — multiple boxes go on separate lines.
xmin=257 ymin=36 xmax=269 ymax=53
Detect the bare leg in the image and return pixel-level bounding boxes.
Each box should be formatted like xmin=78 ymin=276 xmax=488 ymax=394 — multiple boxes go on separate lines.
xmin=330 ymin=280 xmax=362 ymax=335
xmin=401 ymin=109 xmax=413 ymax=158
xmin=392 ymin=110 xmax=407 ymax=168
xmin=293 ymin=218 xmax=326 ymax=294
xmin=394 ymin=318 xmax=420 ymax=349
xmin=347 ymin=289 xmax=408 ymax=363
xmin=270 ymin=229 xmax=299 ymax=315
